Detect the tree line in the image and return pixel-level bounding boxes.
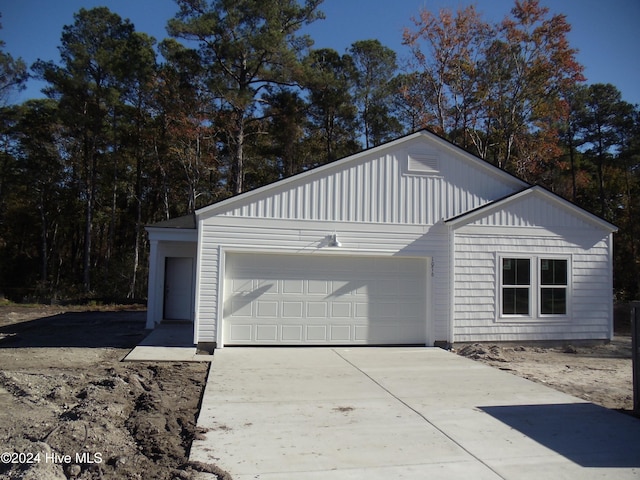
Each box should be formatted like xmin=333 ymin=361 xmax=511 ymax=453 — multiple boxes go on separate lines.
xmin=0 ymin=0 xmax=638 ymax=302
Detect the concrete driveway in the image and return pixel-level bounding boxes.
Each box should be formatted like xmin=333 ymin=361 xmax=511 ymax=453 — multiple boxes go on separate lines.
xmin=189 ymin=348 xmax=640 ymax=479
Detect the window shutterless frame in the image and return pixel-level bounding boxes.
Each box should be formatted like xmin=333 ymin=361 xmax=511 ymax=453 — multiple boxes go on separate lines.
xmin=501 ymin=257 xmax=531 ymax=316
xmin=539 ymin=258 xmax=568 ymax=316
xmin=497 ymin=254 xmax=571 ymax=321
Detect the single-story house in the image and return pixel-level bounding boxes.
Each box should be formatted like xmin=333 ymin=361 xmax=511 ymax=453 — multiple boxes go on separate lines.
xmin=145 ymin=130 xmax=617 ymax=349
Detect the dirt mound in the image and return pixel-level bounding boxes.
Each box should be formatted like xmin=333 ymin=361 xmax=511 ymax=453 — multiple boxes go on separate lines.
xmin=456 ymin=343 xmax=511 ymax=362
xmin=0 ymin=308 xmax=229 ymax=479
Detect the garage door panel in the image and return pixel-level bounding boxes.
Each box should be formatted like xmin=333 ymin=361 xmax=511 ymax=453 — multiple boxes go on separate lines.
xmin=354 ymin=325 xmax=368 ymax=341
xmin=256 ymin=301 xmax=278 ymax=317
xmin=307 ymin=325 xmax=327 ymax=341
xmin=227 ymin=298 xmax=253 ymax=317
xmin=256 ymin=325 xmax=278 ymax=341
xmin=307 ymin=302 xmax=328 ymax=317
xmin=369 ymin=324 xmax=400 ymax=343
xmin=331 ymin=280 xmax=360 ymax=297
xmin=283 ymin=279 xmax=304 ymax=294
xmin=282 ymin=302 xmax=303 ymax=317
xmin=231 ymin=278 xmax=253 ymax=293
xmin=401 ymin=279 xmax=423 ymax=296
xmin=223 ymin=254 xmax=428 ymax=345
xmin=308 ymin=280 xmax=329 ymax=295
xmin=331 ymin=302 xmax=351 ymax=317
xmin=373 ymin=279 xmax=399 ymax=295
xmin=370 ymin=302 xmax=397 ymax=318
xmin=401 ymin=302 xmax=423 ymax=317
xmin=229 ymin=324 xmax=252 ymax=342
xmin=330 ymin=325 xmax=351 ymax=341
xmin=354 ymin=302 xmax=369 ymax=318
xmin=281 ymin=325 xmax=303 ymax=341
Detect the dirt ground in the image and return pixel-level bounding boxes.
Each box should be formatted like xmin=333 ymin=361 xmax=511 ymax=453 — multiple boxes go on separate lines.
xmin=0 ymin=305 xmax=230 ymax=480
xmin=455 ymin=337 xmax=634 ymax=411
xmin=0 ymin=306 xmax=636 ymax=479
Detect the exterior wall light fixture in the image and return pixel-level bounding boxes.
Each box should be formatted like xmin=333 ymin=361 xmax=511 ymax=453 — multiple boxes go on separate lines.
xmin=328 ymin=233 xmax=341 ymax=247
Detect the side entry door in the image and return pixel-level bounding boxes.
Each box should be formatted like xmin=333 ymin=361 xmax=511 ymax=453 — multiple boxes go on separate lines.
xmin=164 ymin=257 xmax=194 ymax=321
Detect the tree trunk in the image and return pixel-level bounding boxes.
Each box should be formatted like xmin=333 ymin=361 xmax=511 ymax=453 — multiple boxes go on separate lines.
xmin=107 ymin=110 xmax=118 ymax=266
xmin=83 ymin=183 xmax=93 ymax=293
xmin=38 ymin=194 xmax=48 ymax=284
xmin=568 ymin=139 xmax=577 ymax=202
xmin=82 ymin=134 xmax=95 ymax=294
xmin=596 ymin=137 xmax=606 ymax=217
xmin=233 ymin=115 xmax=245 ymax=195
xmin=129 ymin=106 xmax=144 ymax=299
xmin=129 ymin=181 xmax=142 ymax=299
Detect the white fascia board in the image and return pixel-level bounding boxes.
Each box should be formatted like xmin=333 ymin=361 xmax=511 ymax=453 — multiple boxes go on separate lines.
xmin=420 ymin=132 xmax=529 ymax=189
xmin=445 ymin=188 xmax=532 ymax=228
xmin=446 ymin=186 xmax=618 ymax=233
xmin=531 ymin=187 xmax=618 ymax=232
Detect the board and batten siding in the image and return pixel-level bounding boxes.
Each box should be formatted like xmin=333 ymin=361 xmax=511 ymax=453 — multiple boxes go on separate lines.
xmin=195 ymin=216 xmax=451 ymax=344
xmin=452 ymin=230 xmax=613 ymax=342
xmin=210 ymin=139 xmax=523 ymax=226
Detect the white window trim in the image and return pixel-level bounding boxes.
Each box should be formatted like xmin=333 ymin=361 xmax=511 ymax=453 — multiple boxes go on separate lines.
xmin=497 ymin=254 xmax=533 ymax=320
xmin=496 ymin=253 xmax=572 ymax=323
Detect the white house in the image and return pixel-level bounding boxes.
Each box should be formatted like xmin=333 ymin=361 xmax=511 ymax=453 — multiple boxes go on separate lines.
xmin=145 ymin=130 xmax=617 ymax=348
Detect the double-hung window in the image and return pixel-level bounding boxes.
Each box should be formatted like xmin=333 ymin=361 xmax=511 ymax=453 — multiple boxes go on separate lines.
xmin=502 ymin=258 xmax=531 ymax=315
xmin=500 ymin=256 xmax=569 ymax=319
xmin=540 ymin=259 xmax=567 ymax=315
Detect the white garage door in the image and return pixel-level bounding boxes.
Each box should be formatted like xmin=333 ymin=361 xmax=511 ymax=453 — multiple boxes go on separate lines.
xmin=223 ymin=253 xmax=428 ymax=345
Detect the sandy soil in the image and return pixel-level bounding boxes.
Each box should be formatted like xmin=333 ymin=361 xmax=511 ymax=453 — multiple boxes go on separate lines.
xmin=0 ymin=306 xmax=230 ymax=480
xmin=455 ymin=338 xmax=634 ymax=412
xmin=0 ymin=306 xmax=636 ymax=479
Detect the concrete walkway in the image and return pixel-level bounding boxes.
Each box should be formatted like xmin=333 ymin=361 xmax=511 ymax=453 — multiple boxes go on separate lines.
xmin=123 ymin=324 xmax=213 ymax=362
xmin=189 ymin=348 xmax=640 ymax=479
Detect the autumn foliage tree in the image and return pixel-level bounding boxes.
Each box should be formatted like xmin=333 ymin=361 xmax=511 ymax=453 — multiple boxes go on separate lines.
xmin=1 ymin=1 xmax=638 ymax=303
xmin=402 ymin=0 xmax=584 ymax=178
xmin=402 ymin=5 xmax=490 ymax=146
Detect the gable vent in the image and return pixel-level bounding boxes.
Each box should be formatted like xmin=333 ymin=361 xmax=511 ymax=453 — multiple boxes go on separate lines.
xmin=408 ymin=152 xmax=439 ymax=174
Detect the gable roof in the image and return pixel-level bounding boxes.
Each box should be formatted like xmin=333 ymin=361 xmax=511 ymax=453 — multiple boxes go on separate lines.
xmin=445 ymin=185 xmax=618 ymax=233
xmin=195 ymin=129 xmax=527 ymax=219
xmin=188 ymin=129 xmax=615 ymax=233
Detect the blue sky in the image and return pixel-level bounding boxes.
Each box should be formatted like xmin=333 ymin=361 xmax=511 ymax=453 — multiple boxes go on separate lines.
xmin=1 ymin=0 xmax=639 ymax=106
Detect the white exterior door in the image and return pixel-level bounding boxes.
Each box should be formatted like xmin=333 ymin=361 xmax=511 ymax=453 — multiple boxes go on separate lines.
xmin=164 ymin=257 xmax=194 ymax=321
xmin=223 ymin=253 xmax=428 ymax=345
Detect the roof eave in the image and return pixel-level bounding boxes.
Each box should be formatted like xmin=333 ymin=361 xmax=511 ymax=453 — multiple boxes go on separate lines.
xmin=195 ymin=131 xmax=429 ymax=219
xmin=145 ymin=213 xmax=196 ymax=229
xmin=445 ymin=185 xmax=618 ymax=233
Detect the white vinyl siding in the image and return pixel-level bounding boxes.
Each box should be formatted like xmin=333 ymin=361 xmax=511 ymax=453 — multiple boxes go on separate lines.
xmin=469 ymin=193 xmax=596 ymax=229
xmin=195 ymin=217 xmax=450 ymax=345
xmin=183 ymin=132 xmax=615 ymax=346
xmin=453 ymin=231 xmax=612 ymax=342
xmin=149 ymin=132 xmax=616 ymax=347
xmin=205 ymin=136 xmax=522 ymax=226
